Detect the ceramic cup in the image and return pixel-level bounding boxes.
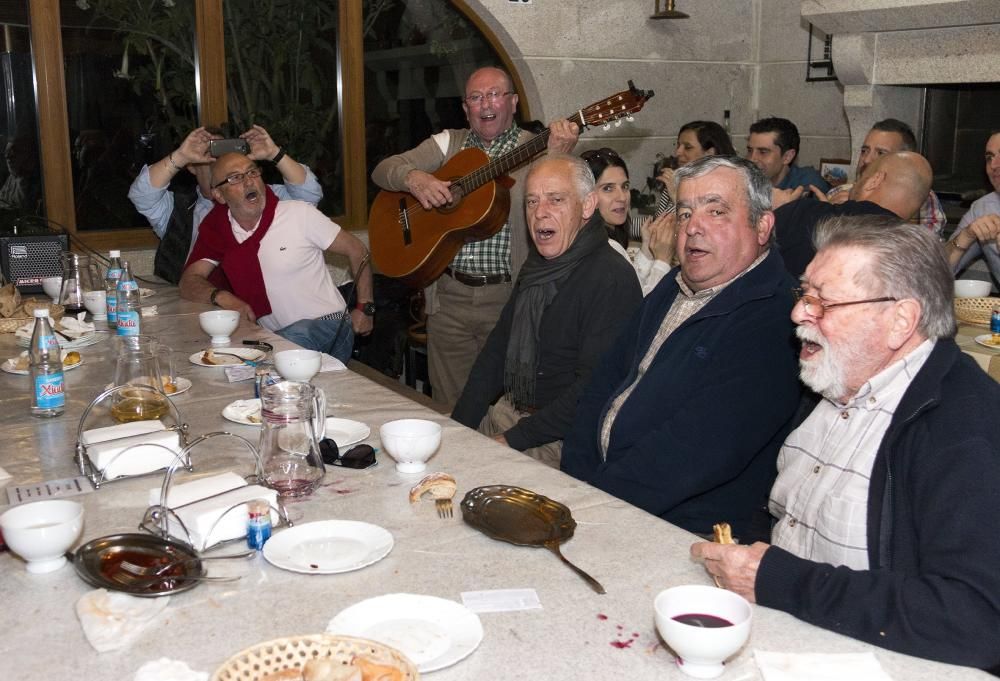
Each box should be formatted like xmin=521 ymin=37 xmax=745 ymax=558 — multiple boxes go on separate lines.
xmin=83 ymin=290 xmax=107 ymax=320
xmin=274 ymin=349 xmax=322 ymax=382
xmin=0 ymin=499 xmax=84 ymax=574
xmin=199 ymin=310 xmax=240 ymax=346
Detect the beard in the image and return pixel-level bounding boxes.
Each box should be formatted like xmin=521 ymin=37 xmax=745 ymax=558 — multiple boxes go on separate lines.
xmin=796 ymin=324 xmax=873 ymax=402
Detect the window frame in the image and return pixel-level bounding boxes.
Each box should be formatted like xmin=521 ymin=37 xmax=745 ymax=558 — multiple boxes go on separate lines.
xmin=27 ymin=0 xmax=518 ymax=252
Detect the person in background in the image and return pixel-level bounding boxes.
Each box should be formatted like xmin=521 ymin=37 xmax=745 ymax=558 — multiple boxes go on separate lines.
xmin=825 ymin=118 xmax=946 ymax=235
xmin=692 ymin=214 xmax=1000 ymax=672
xmin=747 ymin=116 xmax=829 ymax=193
xmin=944 ymin=130 xmax=1000 ymax=279
xmin=371 ymin=66 xmax=579 ymax=408
xmin=128 ymin=125 xmax=322 ymax=283
xmin=452 ymin=155 xmax=641 ymax=467
xmin=656 ymin=120 xmax=736 ymax=214
xmin=581 ymin=147 xmax=675 ymax=295
xmin=179 ymin=152 xmax=372 ymax=362
xmin=560 ymin=155 xmax=801 ymax=542
xmin=0 ymin=133 xmax=41 ymax=214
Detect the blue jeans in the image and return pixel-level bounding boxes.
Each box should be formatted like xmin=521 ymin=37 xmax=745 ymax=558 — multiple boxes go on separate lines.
xmin=276 ymin=316 xmax=355 ymax=363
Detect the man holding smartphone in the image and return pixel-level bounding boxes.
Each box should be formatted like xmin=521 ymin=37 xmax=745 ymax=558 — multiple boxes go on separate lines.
xmin=128 ymin=124 xmax=323 ymax=282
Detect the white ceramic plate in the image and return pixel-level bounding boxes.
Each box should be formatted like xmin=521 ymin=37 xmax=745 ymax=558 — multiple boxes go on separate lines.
xmin=263 ymin=520 xmax=393 ymax=575
xmin=222 ymin=398 xmax=263 ymax=426
xmin=975 ymin=334 xmax=1000 ymax=350
xmin=221 ymin=400 xmax=369 ymax=445
xmin=17 ymin=331 xmax=107 ymax=350
xmin=2 ymin=351 xmax=83 ymax=375
xmin=188 ymin=347 xmax=265 ymax=367
xmin=103 ymin=376 xmax=192 ymax=398
xmin=326 ymin=593 xmax=484 ymax=673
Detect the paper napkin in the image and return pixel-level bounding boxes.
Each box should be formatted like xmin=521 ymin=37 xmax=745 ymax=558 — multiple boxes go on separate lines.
xmin=134 ymin=658 xmax=208 ymax=681
xmin=76 ymin=588 xmax=170 ymax=652
xmin=754 ymin=650 xmax=894 ymax=681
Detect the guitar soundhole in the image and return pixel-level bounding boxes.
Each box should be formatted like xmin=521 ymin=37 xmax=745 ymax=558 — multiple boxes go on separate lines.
xmin=438 ymin=183 xmax=465 ymax=215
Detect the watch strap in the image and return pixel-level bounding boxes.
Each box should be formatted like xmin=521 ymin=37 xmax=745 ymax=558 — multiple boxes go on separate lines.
xmin=271 ymin=147 xmax=286 ymax=165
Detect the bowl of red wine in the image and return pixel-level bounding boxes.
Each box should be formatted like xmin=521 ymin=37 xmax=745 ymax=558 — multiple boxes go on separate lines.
xmin=653 ymin=584 xmax=752 ymax=678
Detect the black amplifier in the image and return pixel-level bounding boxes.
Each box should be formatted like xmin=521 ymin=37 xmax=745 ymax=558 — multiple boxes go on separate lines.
xmin=0 ymin=234 xmax=68 ymax=293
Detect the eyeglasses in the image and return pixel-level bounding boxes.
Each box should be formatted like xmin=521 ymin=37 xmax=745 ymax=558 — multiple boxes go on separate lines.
xmin=212 ymin=166 xmax=262 ymax=189
xmin=792 ymin=288 xmax=897 ymax=319
xmin=580 ymin=148 xmax=623 ymax=162
xmin=464 ymin=89 xmax=513 ymax=106
xmin=319 ymin=438 xmax=377 ymax=469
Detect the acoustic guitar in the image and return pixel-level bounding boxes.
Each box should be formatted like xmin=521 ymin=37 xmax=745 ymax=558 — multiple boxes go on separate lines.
xmin=368 ymin=81 xmax=655 ymax=288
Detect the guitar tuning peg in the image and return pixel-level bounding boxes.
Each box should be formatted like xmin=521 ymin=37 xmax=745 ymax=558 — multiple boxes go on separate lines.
xmin=626 ymin=115 xmax=635 ymax=122
xmin=602 ymin=123 xmax=612 ymax=131
xmin=614 ymin=120 xmax=622 ymax=127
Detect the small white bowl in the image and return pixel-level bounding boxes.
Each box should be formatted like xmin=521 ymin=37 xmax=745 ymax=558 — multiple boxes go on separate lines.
xmin=955 ymin=279 xmax=992 ymax=298
xmin=41 ymin=276 xmax=63 ymax=302
xmin=654 ymin=585 xmax=752 ymax=679
xmin=379 ymin=419 xmax=442 ymax=473
xmin=274 ymin=348 xmax=322 ymax=382
xmin=83 ymin=290 xmax=107 ymax=319
xmin=199 ymin=309 xmax=240 ymax=346
xmin=0 ymin=499 xmax=84 ymax=574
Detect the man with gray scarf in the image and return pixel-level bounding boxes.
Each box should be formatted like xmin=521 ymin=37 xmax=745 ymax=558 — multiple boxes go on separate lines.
xmin=452 ymin=154 xmax=641 ymax=467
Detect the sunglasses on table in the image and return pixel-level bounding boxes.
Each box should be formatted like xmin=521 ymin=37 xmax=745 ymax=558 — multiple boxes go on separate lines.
xmin=319 ymin=439 xmax=377 ymax=469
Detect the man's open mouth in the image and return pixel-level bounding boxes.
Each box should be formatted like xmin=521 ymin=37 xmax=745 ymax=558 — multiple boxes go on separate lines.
xmin=535 ymin=228 xmax=556 ymax=242
xmin=245 ymin=189 xmax=259 ymax=202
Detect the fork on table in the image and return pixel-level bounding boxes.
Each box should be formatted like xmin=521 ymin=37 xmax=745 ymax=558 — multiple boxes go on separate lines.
xmin=435 ymin=497 xmax=453 ymax=519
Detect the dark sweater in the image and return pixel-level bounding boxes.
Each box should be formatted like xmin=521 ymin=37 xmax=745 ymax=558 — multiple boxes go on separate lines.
xmin=451 ymin=241 xmax=641 ymax=451
xmin=757 ymin=340 xmax=1000 ymax=670
xmin=561 ymin=248 xmax=801 ymax=539
xmin=775 ymin=198 xmax=895 ymax=278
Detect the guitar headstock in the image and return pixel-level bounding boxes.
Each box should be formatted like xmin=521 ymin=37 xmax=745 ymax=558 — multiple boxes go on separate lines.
xmin=573 ymin=81 xmax=655 ymax=130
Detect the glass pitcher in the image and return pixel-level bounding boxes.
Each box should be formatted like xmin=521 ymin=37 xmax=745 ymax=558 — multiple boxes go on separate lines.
xmin=57 ymin=252 xmax=85 ymax=315
xmin=110 ymin=336 xmax=169 ymax=423
xmin=258 ymin=380 xmax=327 ymax=497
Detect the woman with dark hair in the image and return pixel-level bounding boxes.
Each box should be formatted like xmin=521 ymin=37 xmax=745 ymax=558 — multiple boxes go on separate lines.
xmin=581 ymin=147 xmax=675 ymax=295
xmin=657 ymin=120 xmax=736 ymax=213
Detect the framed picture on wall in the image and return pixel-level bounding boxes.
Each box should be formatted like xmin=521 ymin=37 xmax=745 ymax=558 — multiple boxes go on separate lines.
xmin=820 ymin=158 xmax=852 ymax=187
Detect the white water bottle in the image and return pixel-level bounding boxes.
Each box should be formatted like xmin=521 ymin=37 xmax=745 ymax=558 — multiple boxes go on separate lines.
xmin=115 ymin=260 xmax=141 ymax=336
xmin=105 ymin=250 xmax=124 ymax=329
xmin=29 ymin=309 xmax=65 ymax=417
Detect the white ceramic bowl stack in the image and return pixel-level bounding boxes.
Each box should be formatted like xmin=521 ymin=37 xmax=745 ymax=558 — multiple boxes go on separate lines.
xmin=379 ymin=419 xmax=442 ymax=473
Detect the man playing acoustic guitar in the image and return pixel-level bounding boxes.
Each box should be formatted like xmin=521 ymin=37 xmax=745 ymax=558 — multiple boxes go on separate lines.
xmin=371 ymin=66 xmax=579 ymax=407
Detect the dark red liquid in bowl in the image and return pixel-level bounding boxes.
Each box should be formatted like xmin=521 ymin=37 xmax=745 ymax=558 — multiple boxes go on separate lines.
xmin=672 ymin=613 xmax=733 ymax=628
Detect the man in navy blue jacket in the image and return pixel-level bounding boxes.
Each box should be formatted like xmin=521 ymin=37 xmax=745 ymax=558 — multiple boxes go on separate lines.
xmin=693 ymin=215 xmax=1000 ymax=670
xmin=561 ymin=155 xmax=801 ymax=542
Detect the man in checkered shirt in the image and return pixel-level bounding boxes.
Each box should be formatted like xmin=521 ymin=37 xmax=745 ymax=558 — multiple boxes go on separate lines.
xmin=692 ymin=214 xmax=1000 ymax=671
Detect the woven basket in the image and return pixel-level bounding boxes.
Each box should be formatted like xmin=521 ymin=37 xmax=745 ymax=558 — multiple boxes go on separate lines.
xmin=954 ymin=296 xmax=1000 ymax=327
xmin=211 ymin=634 xmax=419 ymax=681
xmin=0 ymin=301 xmax=65 ymax=333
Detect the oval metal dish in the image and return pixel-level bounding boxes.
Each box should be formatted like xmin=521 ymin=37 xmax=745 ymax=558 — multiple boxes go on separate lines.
xmin=73 ymin=532 xmax=205 ymax=597
xmin=460 ymin=485 xmax=576 ymax=546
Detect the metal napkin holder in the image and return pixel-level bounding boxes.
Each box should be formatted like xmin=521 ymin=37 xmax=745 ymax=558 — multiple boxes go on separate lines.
xmin=75 ymin=384 xmax=192 ymax=489
xmin=139 ymin=431 xmax=292 ymax=552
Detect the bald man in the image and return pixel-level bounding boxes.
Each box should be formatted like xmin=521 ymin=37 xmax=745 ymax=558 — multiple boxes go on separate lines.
xmin=772 ymin=151 xmax=932 ymax=278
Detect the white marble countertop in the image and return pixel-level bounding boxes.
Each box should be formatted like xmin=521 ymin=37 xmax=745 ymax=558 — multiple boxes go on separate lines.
xmin=0 ymin=287 xmax=990 ymax=681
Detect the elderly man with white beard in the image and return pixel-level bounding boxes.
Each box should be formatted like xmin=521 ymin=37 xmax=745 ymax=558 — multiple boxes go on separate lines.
xmin=691 ymin=214 xmax=1000 ymax=671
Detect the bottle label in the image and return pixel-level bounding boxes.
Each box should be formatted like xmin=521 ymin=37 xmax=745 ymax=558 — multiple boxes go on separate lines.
xmin=117 ymin=311 xmax=141 ymax=336
xmin=38 ymin=334 xmax=59 ymax=351
xmin=118 ymin=279 xmax=138 ymax=292
xmin=107 ymin=294 xmax=118 ymax=322
xmin=34 ymin=372 xmax=65 ymax=409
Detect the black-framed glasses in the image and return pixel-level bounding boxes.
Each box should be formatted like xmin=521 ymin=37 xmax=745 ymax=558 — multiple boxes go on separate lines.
xmin=792 ymin=287 xmax=897 ymax=319
xmin=319 ymin=439 xmax=377 ymax=469
xmin=464 ymin=89 xmax=513 ymax=106
xmin=212 ymin=166 xmax=262 ymax=189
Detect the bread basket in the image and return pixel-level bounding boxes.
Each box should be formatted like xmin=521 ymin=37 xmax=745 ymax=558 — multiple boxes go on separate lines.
xmin=953 ymin=296 xmax=1000 ymax=327
xmin=211 ymin=634 xmax=419 ymax=681
xmin=0 ymin=301 xmax=65 ymax=333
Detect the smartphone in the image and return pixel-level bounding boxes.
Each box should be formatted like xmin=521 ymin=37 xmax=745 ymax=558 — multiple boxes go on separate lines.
xmin=209 ymin=138 xmax=250 ymax=157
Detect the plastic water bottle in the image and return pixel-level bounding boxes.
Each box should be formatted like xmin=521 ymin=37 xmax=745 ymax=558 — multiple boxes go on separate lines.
xmin=105 ymin=250 xmax=124 ymax=329
xmin=115 ymin=260 xmax=141 ymax=336
xmin=29 ymin=309 xmax=65 ymax=417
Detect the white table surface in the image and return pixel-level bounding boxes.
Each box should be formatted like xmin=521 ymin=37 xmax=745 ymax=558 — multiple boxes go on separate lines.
xmin=0 ymin=287 xmax=991 ymax=681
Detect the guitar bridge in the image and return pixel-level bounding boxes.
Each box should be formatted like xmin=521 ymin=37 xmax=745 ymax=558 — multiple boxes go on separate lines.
xmin=399 ymin=198 xmax=412 ymax=245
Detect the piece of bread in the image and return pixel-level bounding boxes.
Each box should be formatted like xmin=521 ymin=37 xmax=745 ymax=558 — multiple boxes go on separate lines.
xmin=303 ymin=658 xmax=362 ymax=681
xmin=713 ymin=522 xmax=734 ymax=544
xmin=259 ymin=670 xmax=304 ymax=681
xmin=353 ymin=656 xmax=404 ymax=681
xmin=408 ymin=472 xmax=457 ymax=503
xmin=63 ymin=351 xmax=81 ymax=366
xmin=201 ymin=350 xmax=217 ymax=365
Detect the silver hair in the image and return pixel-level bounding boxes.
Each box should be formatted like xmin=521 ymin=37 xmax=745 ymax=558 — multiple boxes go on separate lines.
xmin=526 ymin=153 xmax=596 ymax=200
xmin=812 ymin=214 xmax=956 ymax=340
xmin=673 ymin=154 xmax=773 ymax=242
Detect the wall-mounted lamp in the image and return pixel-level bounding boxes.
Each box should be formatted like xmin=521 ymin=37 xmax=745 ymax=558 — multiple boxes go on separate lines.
xmin=650 ymin=0 xmax=688 ymax=20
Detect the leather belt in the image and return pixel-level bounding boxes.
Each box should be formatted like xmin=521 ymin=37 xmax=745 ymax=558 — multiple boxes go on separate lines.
xmin=444 ymin=266 xmax=511 ymax=287
xmin=315 ymin=311 xmax=348 ymax=321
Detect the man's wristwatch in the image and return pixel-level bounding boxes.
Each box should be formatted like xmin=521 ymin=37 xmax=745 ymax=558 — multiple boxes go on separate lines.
xmin=355 ymin=302 xmax=376 ymax=317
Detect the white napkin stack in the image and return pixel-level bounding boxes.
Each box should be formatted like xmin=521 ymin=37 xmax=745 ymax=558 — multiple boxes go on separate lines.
xmin=81 ymin=420 xmax=182 ymax=479
xmin=146 ymin=471 xmax=248 ymax=508
xmin=134 ymin=658 xmax=208 ymax=681
xmin=76 ymin=588 xmax=170 ymax=653
xmin=59 ymin=313 xmax=96 ymax=338
xmin=754 ymin=650 xmax=894 ymax=681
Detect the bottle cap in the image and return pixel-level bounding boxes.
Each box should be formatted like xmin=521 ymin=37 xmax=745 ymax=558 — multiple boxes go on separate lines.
xmin=109 ymin=250 xmax=121 ymax=257
xmin=33 ymin=308 xmax=49 ymax=318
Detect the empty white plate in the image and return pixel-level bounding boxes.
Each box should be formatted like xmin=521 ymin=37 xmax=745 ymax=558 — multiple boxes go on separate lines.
xmin=262 ymin=520 xmax=393 ymax=575
xmin=326 ymin=593 xmax=483 ymax=673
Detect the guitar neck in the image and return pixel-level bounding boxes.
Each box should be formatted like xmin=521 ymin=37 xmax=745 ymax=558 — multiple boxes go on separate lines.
xmin=460 ymin=110 xmax=586 ymax=194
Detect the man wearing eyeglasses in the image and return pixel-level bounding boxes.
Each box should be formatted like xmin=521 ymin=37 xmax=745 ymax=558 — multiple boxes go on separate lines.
xmin=179 ymin=151 xmax=373 ymax=361
xmin=371 ymin=66 xmax=579 ymax=407
xmin=561 ymin=155 xmax=801 ymax=542
xmin=691 ymin=214 xmax=1000 ymax=670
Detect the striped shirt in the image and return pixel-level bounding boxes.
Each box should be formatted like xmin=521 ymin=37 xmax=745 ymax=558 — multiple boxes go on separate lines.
xmin=769 ymin=339 xmax=934 ymax=569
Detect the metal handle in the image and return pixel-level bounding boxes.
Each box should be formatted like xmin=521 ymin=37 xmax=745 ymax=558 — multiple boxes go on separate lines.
xmin=546 ymin=541 xmax=606 ymax=595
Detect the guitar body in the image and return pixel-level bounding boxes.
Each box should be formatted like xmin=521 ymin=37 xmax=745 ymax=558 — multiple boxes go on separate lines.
xmin=369 ymin=147 xmax=511 ymax=288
